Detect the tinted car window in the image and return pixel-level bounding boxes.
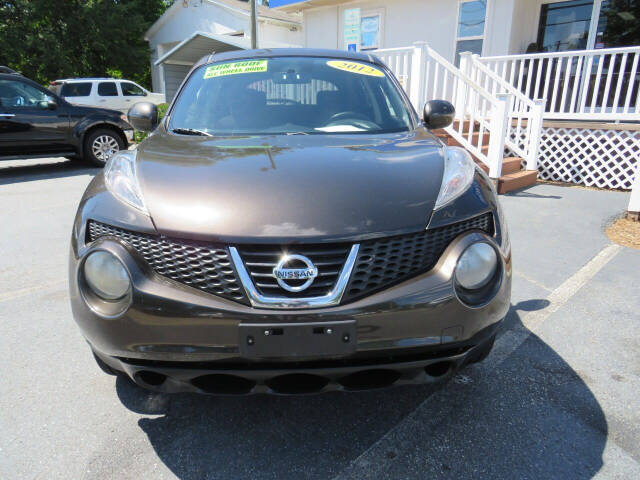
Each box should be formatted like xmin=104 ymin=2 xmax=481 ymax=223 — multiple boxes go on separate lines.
xmin=61 ymin=82 xmax=92 ymax=97
xmin=170 ymin=57 xmax=412 ymax=135
xmin=0 ymin=79 xmax=47 ymax=107
xmin=121 ymin=82 xmax=145 ymax=96
xmin=98 ymin=82 xmax=118 ymax=96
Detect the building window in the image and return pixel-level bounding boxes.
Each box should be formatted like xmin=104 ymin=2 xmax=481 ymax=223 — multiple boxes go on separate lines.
xmin=361 ymin=14 xmax=381 ymax=50
xmin=455 ymin=0 xmax=487 ymax=65
xmin=537 ymin=0 xmax=593 ymax=52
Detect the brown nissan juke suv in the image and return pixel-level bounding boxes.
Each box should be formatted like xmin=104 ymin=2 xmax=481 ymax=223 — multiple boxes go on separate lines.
xmin=69 ymin=49 xmax=511 ymax=395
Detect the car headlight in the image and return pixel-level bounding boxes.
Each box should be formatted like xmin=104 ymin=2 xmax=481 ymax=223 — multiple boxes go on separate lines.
xmin=83 ymin=251 xmax=131 ymax=301
xmin=455 ymin=243 xmax=498 ymax=290
xmin=435 ymin=147 xmax=476 ymax=209
xmin=104 ymin=150 xmax=148 ymax=214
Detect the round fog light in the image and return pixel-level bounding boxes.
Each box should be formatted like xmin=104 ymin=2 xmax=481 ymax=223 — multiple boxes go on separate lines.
xmin=83 ymin=251 xmax=130 ymax=300
xmin=455 ymin=243 xmax=498 ymax=290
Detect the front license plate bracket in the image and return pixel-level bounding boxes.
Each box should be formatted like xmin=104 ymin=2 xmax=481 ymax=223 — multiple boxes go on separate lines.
xmin=239 ymin=320 xmax=357 ymax=359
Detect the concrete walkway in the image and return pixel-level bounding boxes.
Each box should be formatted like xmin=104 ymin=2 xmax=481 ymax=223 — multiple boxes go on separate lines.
xmin=1 ymin=158 xmax=638 ymax=479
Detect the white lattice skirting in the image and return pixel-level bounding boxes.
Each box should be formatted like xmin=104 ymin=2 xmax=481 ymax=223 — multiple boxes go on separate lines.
xmin=536 ymin=127 xmax=640 ymax=190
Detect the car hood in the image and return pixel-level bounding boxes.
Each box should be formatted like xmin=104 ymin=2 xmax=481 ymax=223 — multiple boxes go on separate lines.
xmin=135 ymin=129 xmax=445 ymax=243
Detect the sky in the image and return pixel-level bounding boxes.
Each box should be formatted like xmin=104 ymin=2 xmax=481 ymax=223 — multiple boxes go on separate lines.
xmin=268 ymin=0 xmax=304 ymax=7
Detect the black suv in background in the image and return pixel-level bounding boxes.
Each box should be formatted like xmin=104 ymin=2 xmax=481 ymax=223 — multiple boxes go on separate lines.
xmin=0 ymin=68 xmax=133 ymax=166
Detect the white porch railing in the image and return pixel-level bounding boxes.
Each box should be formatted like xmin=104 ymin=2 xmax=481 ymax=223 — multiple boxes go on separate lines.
xmin=421 ymin=45 xmax=509 ymax=177
xmin=477 ymin=46 xmax=640 ymax=121
xmin=372 ymin=46 xmax=416 ymax=98
xmin=376 ymin=43 xmax=544 ymax=177
xmin=630 ymin=163 xmax=640 ymax=217
xmin=462 ymin=53 xmax=544 ymax=170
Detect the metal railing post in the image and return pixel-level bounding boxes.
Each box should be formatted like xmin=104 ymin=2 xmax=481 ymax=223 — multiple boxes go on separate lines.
xmin=456 ymin=52 xmax=472 ymax=119
xmin=628 ymin=163 xmax=640 ymax=221
xmin=409 ymin=41 xmax=427 ymax=109
xmin=250 ymin=0 xmax=258 ymax=49
xmin=526 ymin=99 xmax=545 ymax=171
xmin=487 ymin=93 xmax=511 ymax=179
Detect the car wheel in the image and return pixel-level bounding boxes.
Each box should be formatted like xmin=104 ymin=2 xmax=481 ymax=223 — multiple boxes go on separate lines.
xmin=84 ymin=128 xmax=124 ymax=167
xmin=92 ymin=351 xmax=121 ymax=376
xmin=470 ymin=334 xmax=496 ymax=364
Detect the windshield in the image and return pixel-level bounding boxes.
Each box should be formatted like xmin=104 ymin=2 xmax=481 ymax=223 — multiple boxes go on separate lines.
xmin=169 ymin=57 xmax=413 ymax=135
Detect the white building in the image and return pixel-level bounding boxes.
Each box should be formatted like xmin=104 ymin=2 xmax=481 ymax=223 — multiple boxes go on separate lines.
xmin=147 ymin=1 xmax=638 ymax=99
xmin=273 ymin=0 xmax=636 ymax=63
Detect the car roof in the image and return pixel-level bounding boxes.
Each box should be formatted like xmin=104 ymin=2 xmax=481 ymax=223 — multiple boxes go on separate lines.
xmin=0 ymin=66 xmax=20 ymax=74
xmin=0 ymin=72 xmax=31 ymax=82
xmin=196 ymin=48 xmax=387 ymax=69
xmin=53 ymin=78 xmax=129 ymax=83
xmin=0 ymin=72 xmax=59 ymax=92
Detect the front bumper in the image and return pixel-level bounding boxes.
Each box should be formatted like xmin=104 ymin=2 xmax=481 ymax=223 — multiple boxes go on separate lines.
xmin=95 ymin=324 xmax=499 ymax=394
xmin=70 ymin=229 xmax=511 ymax=392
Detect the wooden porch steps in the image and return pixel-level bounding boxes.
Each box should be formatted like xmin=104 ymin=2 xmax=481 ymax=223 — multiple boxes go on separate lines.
xmin=435 ymin=132 xmax=491 ymax=149
xmin=501 ymin=157 xmax=524 ymax=175
xmin=433 ymin=127 xmax=537 ymax=195
xmin=497 ymin=170 xmax=539 ymax=194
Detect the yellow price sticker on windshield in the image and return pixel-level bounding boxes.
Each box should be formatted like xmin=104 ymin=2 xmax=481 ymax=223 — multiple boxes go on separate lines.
xmin=203 ymin=60 xmax=268 ymax=79
xmin=326 ymin=60 xmax=384 ymax=77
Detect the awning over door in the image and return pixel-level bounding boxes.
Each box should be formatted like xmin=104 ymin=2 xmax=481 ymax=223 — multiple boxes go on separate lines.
xmin=155 ymin=31 xmax=295 ymax=66
xmin=155 ymin=31 xmax=298 ymax=101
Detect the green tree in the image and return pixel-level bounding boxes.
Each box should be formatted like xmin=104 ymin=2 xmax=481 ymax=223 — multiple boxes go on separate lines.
xmin=0 ymin=0 xmax=171 ymax=88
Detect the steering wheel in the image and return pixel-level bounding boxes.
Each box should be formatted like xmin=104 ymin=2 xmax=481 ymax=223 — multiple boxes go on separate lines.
xmin=327 ymin=111 xmax=370 ymax=123
xmin=270 ymin=98 xmax=299 ymax=105
xmin=325 ymin=111 xmax=380 ymax=130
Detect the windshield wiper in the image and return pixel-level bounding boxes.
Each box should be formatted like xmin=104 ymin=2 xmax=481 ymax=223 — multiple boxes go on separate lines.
xmin=172 ymin=128 xmax=212 ymax=137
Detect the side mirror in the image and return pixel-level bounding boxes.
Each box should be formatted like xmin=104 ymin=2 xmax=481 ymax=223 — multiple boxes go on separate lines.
xmin=423 ymin=100 xmax=455 ymax=130
xmin=39 ymin=97 xmax=57 ymax=110
xmin=127 ymin=102 xmax=158 ymax=132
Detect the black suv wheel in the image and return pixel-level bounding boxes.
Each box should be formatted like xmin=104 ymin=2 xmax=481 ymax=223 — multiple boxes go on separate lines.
xmin=84 ymin=128 xmax=124 ymax=167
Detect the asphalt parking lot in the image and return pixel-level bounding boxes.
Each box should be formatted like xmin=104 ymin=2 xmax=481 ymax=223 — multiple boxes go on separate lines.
xmin=1 ymin=157 xmax=639 ymax=479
